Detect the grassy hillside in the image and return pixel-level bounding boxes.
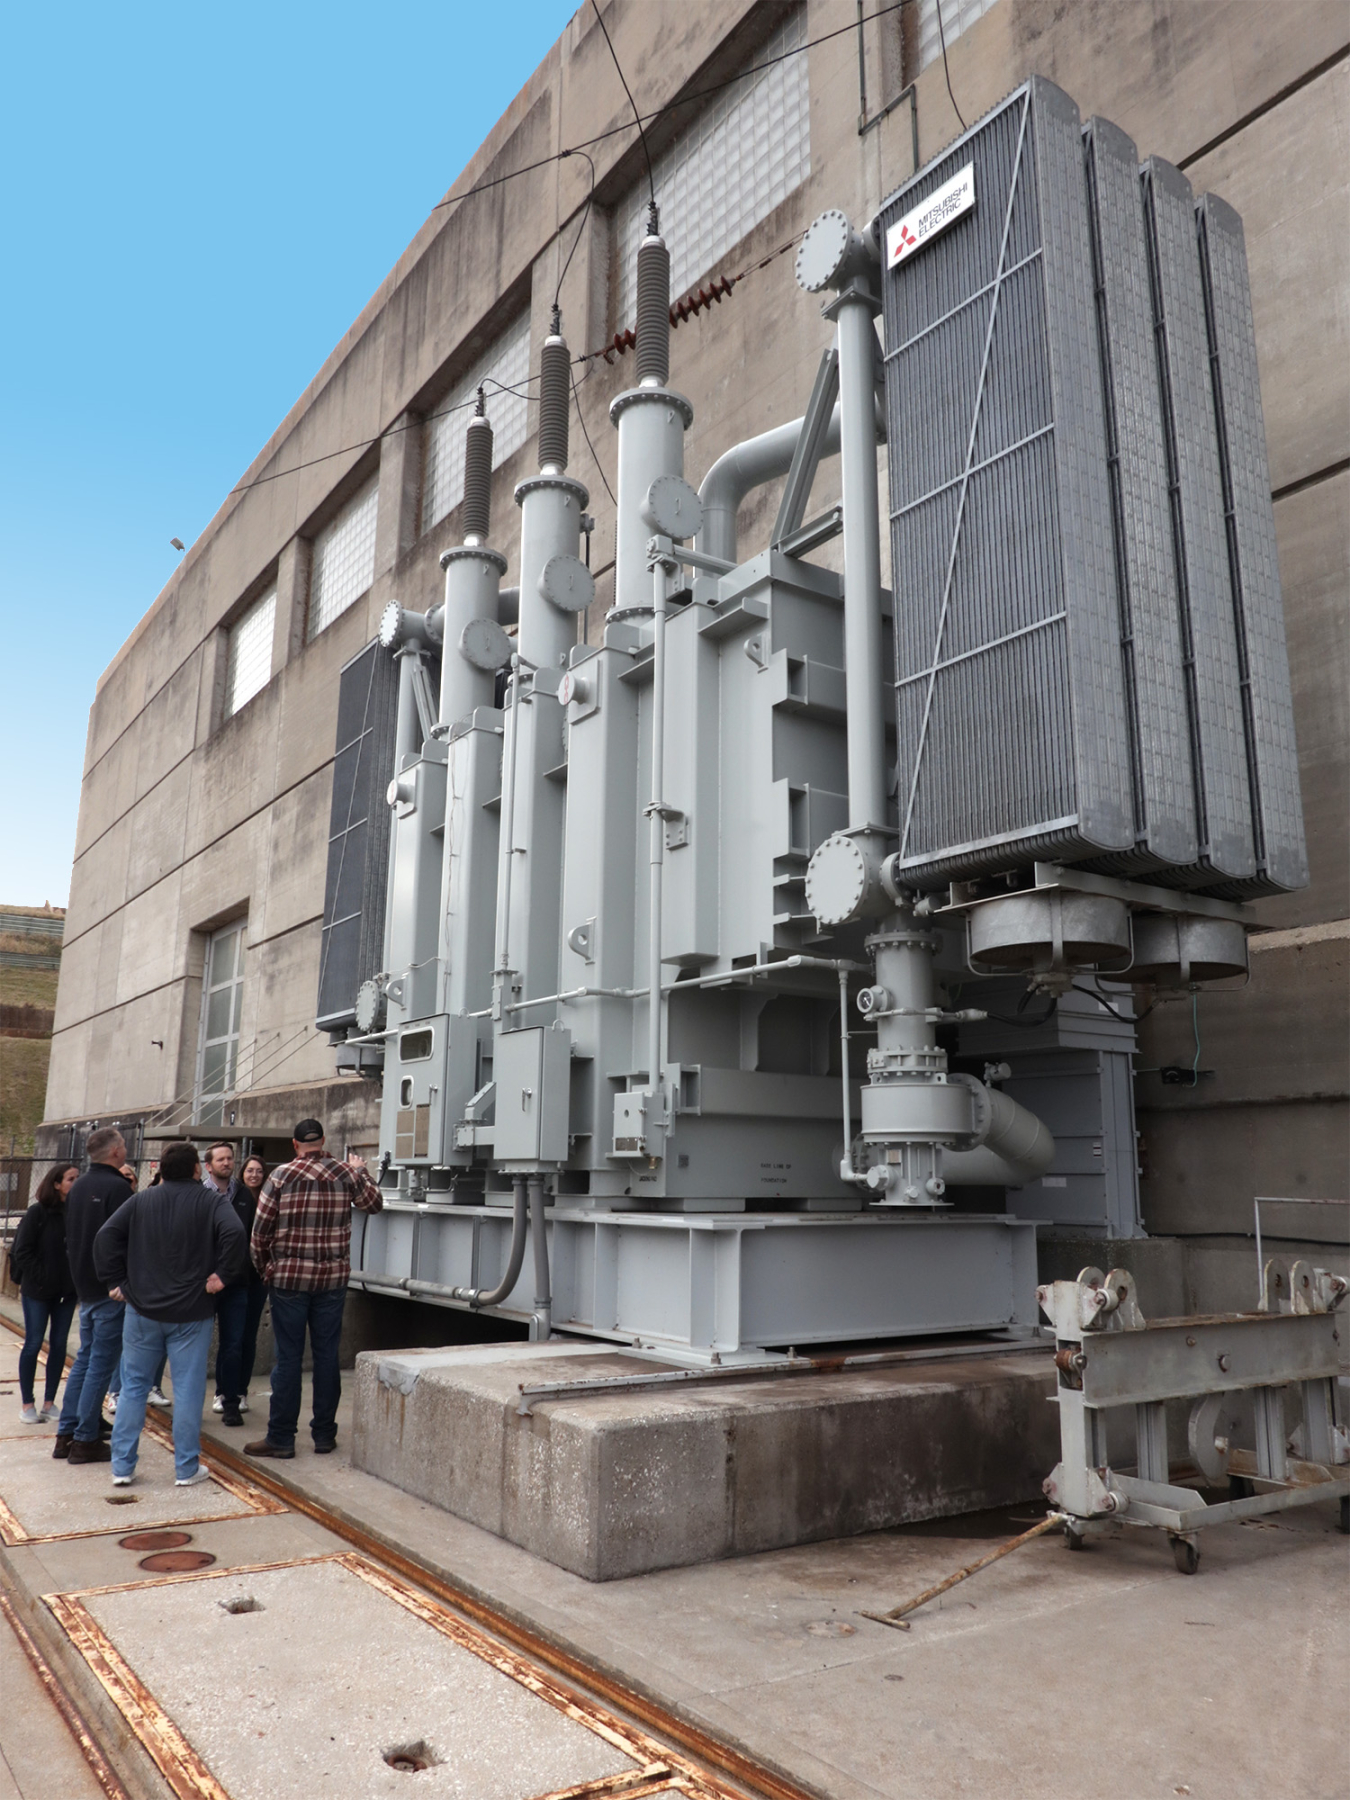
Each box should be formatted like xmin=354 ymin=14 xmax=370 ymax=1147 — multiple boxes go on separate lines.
xmin=0 ymin=958 xmax=59 ymax=1154
xmin=0 ymin=964 xmax=59 ymax=1008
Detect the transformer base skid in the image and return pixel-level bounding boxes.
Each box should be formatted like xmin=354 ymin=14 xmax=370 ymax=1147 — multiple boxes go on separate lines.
xmin=352 ymin=1204 xmax=1039 ymax=1363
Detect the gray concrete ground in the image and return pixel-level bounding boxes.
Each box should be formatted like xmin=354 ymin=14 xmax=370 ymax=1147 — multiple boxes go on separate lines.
xmin=1 ymin=1309 xmax=1347 ymax=1800
xmin=0 ymin=1600 xmax=107 ymax=1800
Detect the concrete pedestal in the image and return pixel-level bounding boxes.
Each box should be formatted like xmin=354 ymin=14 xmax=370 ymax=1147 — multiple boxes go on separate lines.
xmin=351 ymin=1340 xmax=1058 ymax=1581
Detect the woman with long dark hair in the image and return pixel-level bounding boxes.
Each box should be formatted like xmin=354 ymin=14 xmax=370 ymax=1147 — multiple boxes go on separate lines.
xmin=10 ymin=1162 xmax=79 ymax=1422
xmin=213 ymin=1153 xmax=269 ymax=1425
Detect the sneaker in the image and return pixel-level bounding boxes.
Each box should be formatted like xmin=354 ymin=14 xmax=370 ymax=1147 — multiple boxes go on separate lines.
xmin=39 ymin=1403 xmax=59 ymax=1422
xmin=244 ymin=1438 xmax=294 ymax=1460
xmin=175 ymin=1468 xmax=212 ymax=1488
xmin=67 ymin=1438 xmax=112 ymax=1464
xmin=211 ymin=1394 xmax=225 ymax=1414
xmin=148 ymin=1388 xmax=170 ymax=1407
xmin=105 ymin=1394 xmax=117 ymax=1415
xmin=52 ymin=1434 xmax=72 ymax=1459
xmin=20 ymin=1404 xmax=39 ymax=1425
xmin=238 ymin=1394 xmax=250 ymax=1414
xmin=221 ymin=1406 xmax=244 ymax=1428
xmin=112 ymin=1472 xmax=135 ymax=1487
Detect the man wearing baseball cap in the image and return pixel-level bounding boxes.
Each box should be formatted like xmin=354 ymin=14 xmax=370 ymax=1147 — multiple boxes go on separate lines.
xmin=245 ymin=1120 xmax=383 ymax=1459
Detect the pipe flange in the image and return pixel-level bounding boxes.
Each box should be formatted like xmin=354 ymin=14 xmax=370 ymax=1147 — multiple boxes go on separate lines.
xmin=513 ymin=473 xmax=590 ymax=509
xmin=440 ymin=544 xmax=508 ymax=575
xmin=609 ymin=387 xmax=694 ymax=428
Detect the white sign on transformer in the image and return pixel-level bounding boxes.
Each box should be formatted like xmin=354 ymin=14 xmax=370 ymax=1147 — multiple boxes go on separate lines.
xmin=886 ymin=163 xmax=976 ymax=268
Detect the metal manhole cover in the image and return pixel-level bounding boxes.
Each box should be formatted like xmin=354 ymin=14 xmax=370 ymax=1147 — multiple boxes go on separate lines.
xmin=138 ymin=1550 xmax=216 ymax=1573
xmin=120 ymin=1530 xmax=193 ymax=1552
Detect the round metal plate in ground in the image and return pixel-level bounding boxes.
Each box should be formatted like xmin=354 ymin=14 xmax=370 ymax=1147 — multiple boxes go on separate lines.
xmin=119 ymin=1530 xmax=193 ymax=1552
xmin=537 ymin=554 xmax=596 ymax=615
xmin=138 ymin=1550 xmax=217 ymax=1573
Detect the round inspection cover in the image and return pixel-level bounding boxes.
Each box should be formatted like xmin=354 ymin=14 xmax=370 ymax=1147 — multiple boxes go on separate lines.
xmin=537 ymin=554 xmax=596 ymax=614
xmin=804 ymin=833 xmax=869 ymax=927
xmin=138 ymin=1550 xmax=217 ymax=1574
xmin=458 ymin=616 xmax=513 ymax=672
xmin=796 ymin=208 xmax=852 ymax=293
xmin=378 ymin=600 xmax=405 ymax=649
xmin=639 ymin=475 xmax=702 ymax=542
xmin=119 ymin=1530 xmax=193 ymax=1552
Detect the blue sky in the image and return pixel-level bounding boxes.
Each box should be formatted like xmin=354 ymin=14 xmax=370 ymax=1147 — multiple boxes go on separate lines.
xmin=0 ymin=1 xmax=577 ymax=908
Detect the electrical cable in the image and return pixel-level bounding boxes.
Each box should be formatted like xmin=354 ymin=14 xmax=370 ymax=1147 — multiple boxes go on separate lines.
xmin=554 ymin=148 xmax=596 ymax=309
xmin=427 ymin=2 xmax=913 ymax=220
xmin=934 ymin=0 xmax=968 ymax=130
xmin=1071 ymin=982 xmax=1152 ymax=1024
xmin=981 ymin=989 xmax=1058 ymax=1029
xmin=570 ymin=363 xmax=616 ymax=507
xmin=591 ymin=0 xmax=656 ymax=212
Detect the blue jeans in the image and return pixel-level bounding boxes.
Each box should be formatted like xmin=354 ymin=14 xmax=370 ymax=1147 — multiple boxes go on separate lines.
xmin=57 ymin=1298 xmax=125 ymax=1442
xmin=266 ymin=1286 xmax=346 ymax=1451
xmin=19 ymin=1295 xmax=76 ymax=1406
xmin=111 ymin=1311 xmax=214 ymax=1482
xmin=108 ymin=1352 xmax=166 ymax=1399
xmin=214 ymin=1281 xmax=268 ymax=1402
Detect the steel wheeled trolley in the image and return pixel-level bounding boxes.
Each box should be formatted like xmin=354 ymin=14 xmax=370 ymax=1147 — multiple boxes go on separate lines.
xmin=1040 ymin=1264 xmax=1350 ymax=1572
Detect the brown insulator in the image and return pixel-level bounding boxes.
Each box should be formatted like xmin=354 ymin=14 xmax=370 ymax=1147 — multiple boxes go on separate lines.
xmin=635 ymin=230 xmax=671 ymax=386
xmin=537 ymin=333 xmax=570 ymax=471
xmin=462 ymin=390 xmax=493 ymax=541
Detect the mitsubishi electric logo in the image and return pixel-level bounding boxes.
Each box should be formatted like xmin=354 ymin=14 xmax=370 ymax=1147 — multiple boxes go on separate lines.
xmin=886 ymin=163 xmax=976 ymax=268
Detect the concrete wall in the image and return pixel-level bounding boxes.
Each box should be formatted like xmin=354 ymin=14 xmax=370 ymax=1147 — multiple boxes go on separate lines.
xmin=44 ymin=3 xmax=1348 ymax=1284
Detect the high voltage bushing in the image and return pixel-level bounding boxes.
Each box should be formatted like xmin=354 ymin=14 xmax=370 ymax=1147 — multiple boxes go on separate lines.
xmin=635 ymin=230 xmax=671 ymax=386
xmin=538 ymin=333 xmax=571 ymax=471
xmin=462 ymin=397 xmax=494 ymax=542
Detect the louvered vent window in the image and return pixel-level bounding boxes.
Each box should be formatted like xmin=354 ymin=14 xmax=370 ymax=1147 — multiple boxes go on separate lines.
xmin=224 ymin=586 xmax=276 ymax=717
xmin=917 ymin=0 xmax=999 ymax=73
xmin=616 ymin=6 xmax=810 ymax=325
xmin=422 ymin=309 xmax=532 ymax=532
xmin=307 ymin=476 xmax=379 ymax=640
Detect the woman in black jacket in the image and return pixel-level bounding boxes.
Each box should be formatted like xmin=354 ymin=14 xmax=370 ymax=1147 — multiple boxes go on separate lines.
xmin=11 ymin=1162 xmax=79 ymax=1422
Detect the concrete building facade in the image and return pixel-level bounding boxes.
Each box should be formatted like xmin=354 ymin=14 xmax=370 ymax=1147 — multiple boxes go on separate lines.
xmin=43 ymin=1 xmax=1348 ymax=1292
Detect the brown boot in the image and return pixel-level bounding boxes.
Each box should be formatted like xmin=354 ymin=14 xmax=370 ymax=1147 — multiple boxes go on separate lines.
xmin=244 ymin=1438 xmax=294 ymax=1459
xmin=67 ymin=1437 xmax=112 ymax=1464
xmin=52 ymin=1434 xmax=72 ymax=1459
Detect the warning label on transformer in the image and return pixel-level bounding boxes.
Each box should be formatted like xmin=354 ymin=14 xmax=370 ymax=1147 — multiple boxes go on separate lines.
xmin=886 ymin=163 xmax=976 ymax=268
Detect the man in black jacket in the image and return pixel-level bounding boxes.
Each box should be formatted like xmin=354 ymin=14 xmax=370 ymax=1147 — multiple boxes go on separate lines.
xmin=54 ymin=1127 xmax=132 ymax=1463
xmin=95 ymin=1139 xmax=245 ymax=1488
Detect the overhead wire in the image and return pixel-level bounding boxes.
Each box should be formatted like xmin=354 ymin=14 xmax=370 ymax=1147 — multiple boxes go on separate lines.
xmin=934 ymin=0 xmax=968 ymax=130
xmin=590 ymin=0 xmax=656 ymax=213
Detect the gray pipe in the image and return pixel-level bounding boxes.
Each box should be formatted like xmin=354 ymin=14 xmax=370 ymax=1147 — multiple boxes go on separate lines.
xmin=529 ymin=1176 xmax=551 ymax=1342
xmin=835 ymin=293 xmax=888 ymax=833
xmin=697 ymin=410 xmax=841 ymax=565
xmin=945 ymin=1089 xmax=1057 ymax=1188
xmin=453 ymin=1177 xmax=528 ymax=1307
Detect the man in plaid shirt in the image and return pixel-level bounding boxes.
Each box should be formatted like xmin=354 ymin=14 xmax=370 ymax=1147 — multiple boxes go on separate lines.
xmin=244 ymin=1119 xmax=383 ymax=1460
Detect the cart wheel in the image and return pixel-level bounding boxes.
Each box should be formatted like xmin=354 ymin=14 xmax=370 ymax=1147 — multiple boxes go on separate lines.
xmin=1170 ymin=1535 xmax=1200 ymax=1575
xmin=1339 ymin=1495 xmax=1349 ymax=1536
xmin=1064 ymin=1525 xmax=1086 ymax=1552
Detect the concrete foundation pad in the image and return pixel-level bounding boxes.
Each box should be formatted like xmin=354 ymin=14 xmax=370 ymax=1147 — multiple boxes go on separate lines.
xmin=352 ymin=1340 xmax=1058 ymax=1580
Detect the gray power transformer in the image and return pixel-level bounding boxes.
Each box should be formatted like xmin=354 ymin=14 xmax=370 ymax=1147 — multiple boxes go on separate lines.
xmin=327 ymin=79 xmax=1303 ymax=1364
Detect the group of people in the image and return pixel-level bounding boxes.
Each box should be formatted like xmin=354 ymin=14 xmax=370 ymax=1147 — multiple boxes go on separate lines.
xmin=9 ymin=1118 xmax=383 ymax=1486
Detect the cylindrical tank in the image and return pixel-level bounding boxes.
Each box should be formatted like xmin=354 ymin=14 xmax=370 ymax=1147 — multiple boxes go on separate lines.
xmin=967 ymin=892 xmax=1132 ymax=973
xmin=1131 ymin=913 xmax=1249 ymax=985
xmin=438 ymin=546 xmax=507 ymax=726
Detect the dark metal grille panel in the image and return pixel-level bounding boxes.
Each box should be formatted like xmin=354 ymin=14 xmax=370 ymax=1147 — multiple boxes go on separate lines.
xmin=1197 ymin=194 xmax=1308 ymax=894
xmin=1083 ymin=117 xmax=1197 ymax=872
xmin=316 ymin=639 xmax=399 ymax=1031
xmin=884 ymin=79 xmax=1134 ymax=884
xmin=1140 ymin=157 xmax=1255 ymax=883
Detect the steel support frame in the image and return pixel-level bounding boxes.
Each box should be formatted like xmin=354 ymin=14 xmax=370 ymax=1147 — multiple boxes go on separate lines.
xmin=352 ymin=1203 xmax=1040 ymax=1364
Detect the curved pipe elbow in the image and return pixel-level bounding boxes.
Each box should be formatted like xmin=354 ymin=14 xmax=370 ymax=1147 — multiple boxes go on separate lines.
xmin=696 ymin=392 xmax=886 ymax=566
xmin=453 ymin=1178 xmax=528 ymax=1308
xmin=945 ymin=1088 xmax=1056 ymax=1188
